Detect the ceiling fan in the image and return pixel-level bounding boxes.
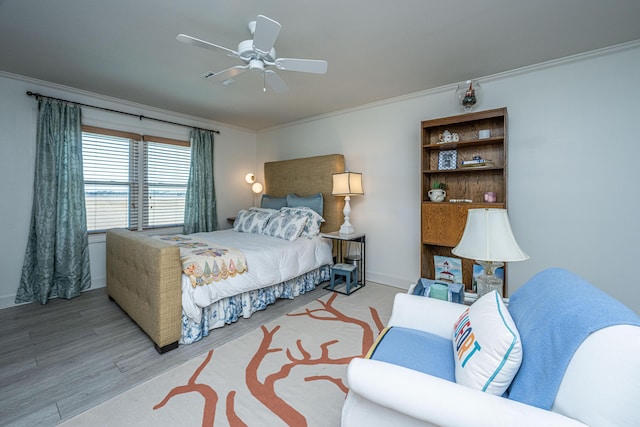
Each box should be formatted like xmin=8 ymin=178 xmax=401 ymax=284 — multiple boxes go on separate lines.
xmin=177 ymin=15 xmax=328 ymax=92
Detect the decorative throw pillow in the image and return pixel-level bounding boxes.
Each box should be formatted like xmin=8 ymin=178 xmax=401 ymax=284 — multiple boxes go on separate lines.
xmin=264 ymin=212 xmax=308 ymax=241
xmin=286 ymin=192 xmax=324 ymax=216
xmin=233 ymin=209 xmax=274 ymax=234
xmin=280 ymin=206 xmax=324 ymax=237
xmin=261 ymin=194 xmax=288 ymax=210
xmin=452 ymin=290 xmax=522 ymax=395
xmin=248 ymin=207 xmax=279 ymax=216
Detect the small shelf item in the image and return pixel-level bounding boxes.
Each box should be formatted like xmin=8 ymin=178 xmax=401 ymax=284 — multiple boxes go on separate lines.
xmin=438 ymin=150 xmax=457 ymax=170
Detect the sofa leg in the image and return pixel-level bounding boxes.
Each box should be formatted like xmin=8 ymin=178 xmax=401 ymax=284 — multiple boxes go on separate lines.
xmin=155 ymin=341 xmax=179 ymax=354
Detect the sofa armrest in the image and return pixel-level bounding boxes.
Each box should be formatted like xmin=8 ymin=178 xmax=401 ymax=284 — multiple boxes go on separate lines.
xmin=387 ymin=293 xmax=467 ymax=339
xmin=346 ymin=358 xmax=588 ymax=427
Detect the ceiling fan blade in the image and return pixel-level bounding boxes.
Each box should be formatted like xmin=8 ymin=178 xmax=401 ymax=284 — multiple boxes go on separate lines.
xmin=203 ymin=65 xmax=249 ymax=82
xmin=264 ymin=70 xmax=288 ymax=93
xmin=274 ymin=58 xmax=328 ymax=74
xmin=176 ymin=34 xmax=239 ymax=57
xmin=252 ymin=15 xmax=281 ymax=55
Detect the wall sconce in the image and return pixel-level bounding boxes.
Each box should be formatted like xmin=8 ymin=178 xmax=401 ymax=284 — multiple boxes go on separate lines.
xmin=245 ymin=173 xmax=263 ymax=206
xmin=251 ymin=182 xmax=263 ymax=194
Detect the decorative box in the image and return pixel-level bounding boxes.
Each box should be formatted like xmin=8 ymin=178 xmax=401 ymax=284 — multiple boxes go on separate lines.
xmin=410 ymin=278 xmax=464 ymax=304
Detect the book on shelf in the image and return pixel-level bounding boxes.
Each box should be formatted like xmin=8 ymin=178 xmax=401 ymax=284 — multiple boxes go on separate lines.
xmin=460 ymin=159 xmax=495 ymax=168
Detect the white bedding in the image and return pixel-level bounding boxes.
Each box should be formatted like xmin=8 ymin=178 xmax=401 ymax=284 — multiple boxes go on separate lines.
xmin=181 ymin=229 xmax=333 ymax=322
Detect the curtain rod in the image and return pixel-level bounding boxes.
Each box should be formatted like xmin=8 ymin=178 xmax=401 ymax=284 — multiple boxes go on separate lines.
xmin=26 ymin=91 xmax=220 ymax=134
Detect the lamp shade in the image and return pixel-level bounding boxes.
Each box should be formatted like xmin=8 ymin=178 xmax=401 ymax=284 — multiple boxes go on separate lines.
xmin=452 ymin=209 xmax=529 ymax=262
xmin=332 ymin=172 xmax=364 ymax=196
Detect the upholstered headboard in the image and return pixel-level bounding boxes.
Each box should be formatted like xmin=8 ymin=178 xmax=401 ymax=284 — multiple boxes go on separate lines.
xmin=264 ymin=154 xmax=345 ymax=233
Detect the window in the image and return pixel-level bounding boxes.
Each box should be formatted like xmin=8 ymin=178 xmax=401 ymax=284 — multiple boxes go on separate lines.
xmin=82 ymin=126 xmax=191 ymax=232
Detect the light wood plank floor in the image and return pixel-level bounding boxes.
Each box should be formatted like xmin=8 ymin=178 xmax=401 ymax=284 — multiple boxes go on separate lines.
xmin=0 ymin=284 xmax=333 ymax=426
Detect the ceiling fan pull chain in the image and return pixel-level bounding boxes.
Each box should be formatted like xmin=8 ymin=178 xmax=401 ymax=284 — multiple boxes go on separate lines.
xmin=263 ymin=72 xmax=267 ymax=92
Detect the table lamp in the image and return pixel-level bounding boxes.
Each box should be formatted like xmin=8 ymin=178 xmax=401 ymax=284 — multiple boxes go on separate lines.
xmin=332 ymin=171 xmax=364 ymax=234
xmin=452 ymin=208 xmax=529 ymax=297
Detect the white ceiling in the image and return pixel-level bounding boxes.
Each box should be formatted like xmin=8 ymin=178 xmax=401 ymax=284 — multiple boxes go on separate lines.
xmin=1 ymin=0 xmax=639 ymax=131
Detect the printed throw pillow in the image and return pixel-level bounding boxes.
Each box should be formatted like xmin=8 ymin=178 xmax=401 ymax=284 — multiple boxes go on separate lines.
xmin=280 ymin=206 xmax=324 ymax=237
xmin=264 ymin=212 xmax=308 ymax=241
xmin=232 ymin=209 xmax=274 ymax=234
xmin=452 ymin=290 xmax=523 ymax=395
xmin=248 ymin=207 xmax=280 ymax=216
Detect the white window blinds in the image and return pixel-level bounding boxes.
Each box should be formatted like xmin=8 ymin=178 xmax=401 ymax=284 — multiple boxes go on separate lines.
xmin=81 ymin=126 xmax=190 ymax=232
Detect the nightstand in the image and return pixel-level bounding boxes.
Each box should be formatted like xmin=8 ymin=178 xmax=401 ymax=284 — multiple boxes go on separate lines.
xmin=321 ymin=231 xmax=366 ymax=294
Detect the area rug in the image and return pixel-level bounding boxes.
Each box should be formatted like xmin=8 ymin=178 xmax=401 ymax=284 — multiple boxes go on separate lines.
xmin=61 ymin=284 xmax=401 ymax=427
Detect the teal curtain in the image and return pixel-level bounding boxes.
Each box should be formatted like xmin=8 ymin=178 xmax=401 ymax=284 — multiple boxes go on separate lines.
xmin=16 ymin=99 xmax=91 ymax=304
xmin=183 ymin=128 xmax=218 ymax=234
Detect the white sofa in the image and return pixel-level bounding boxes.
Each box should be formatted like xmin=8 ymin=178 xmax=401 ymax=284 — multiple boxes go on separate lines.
xmin=342 ymin=270 xmax=640 ymax=427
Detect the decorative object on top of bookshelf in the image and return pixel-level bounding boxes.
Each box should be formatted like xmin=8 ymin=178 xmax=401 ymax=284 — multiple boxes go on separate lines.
xmin=452 ymin=208 xmax=529 ymax=297
xmin=438 ymin=150 xmax=457 ymax=170
xmin=434 ymin=255 xmax=462 ymax=283
xmin=455 ymin=80 xmax=481 ymax=112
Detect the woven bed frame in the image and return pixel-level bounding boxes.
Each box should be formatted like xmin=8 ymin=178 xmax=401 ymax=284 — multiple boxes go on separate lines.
xmin=106 ymin=154 xmax=345 ymax=353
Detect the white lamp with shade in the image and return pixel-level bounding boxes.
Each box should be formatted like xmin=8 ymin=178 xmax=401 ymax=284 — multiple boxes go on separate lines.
xmin=452 ymin=208 xmax=529 ymax=297
xmin=332 ymin=171 xmax=364 ymax=235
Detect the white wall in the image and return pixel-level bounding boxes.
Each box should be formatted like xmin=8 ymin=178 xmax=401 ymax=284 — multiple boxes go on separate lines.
xmin=0 ymin=72 xmax=258 ymax=309
xmin=3 ymin=42 xmax=639 ymax=314
xmin=257 ymin=42 xmax=640 ymax=313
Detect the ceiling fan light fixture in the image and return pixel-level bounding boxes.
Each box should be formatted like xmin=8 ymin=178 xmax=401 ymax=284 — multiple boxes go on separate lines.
xmin=249 ymin=59 xmax=265 ymax=72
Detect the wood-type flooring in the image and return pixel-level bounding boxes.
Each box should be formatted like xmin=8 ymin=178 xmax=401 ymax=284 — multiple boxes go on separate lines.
xmin=0 ymin=285 xmax=332 ymax=426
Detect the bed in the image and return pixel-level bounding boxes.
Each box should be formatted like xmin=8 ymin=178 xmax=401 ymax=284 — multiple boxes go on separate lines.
xmin=106 ymin=154 xmax=345 ymax=353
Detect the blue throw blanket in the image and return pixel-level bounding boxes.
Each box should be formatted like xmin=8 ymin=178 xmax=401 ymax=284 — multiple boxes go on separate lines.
xmin=506 ymin=268 xmax=640 ymax=409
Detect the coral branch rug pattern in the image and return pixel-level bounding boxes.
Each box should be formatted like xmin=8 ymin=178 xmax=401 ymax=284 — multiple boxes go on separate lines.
xmin=62 ymin=284 xmax=401 ymax=427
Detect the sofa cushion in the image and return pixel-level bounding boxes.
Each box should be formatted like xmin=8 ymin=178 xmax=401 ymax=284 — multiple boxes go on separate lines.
xmin=452 ymin=290 xmax=522 ymax=395
xmin=367 ymin=326 xmax=455 ymax=381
